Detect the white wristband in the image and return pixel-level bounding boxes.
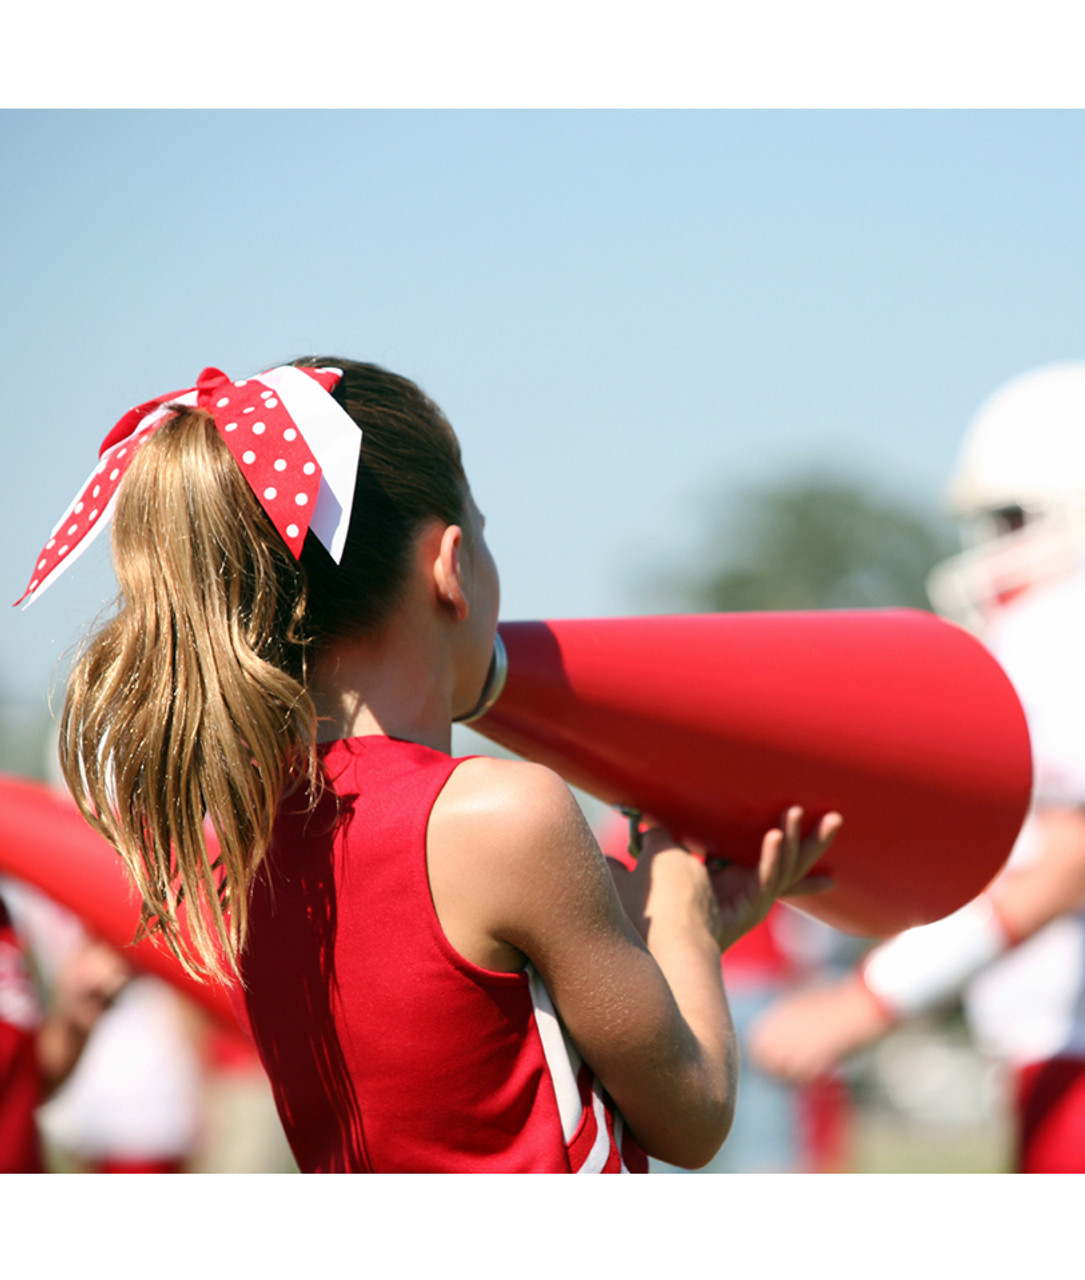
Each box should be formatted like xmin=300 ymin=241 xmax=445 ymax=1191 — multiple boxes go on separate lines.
xmin=860 ymin=895 xmax=1013 ymax=1021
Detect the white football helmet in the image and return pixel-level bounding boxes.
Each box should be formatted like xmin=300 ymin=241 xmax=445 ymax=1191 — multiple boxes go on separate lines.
xmin=927 ymin=362 xmax=1085 ymax=630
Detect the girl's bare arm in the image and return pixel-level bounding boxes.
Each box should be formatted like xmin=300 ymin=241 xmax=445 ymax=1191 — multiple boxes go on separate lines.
xmin=429 ymin=758 xmax=838 ymax=1168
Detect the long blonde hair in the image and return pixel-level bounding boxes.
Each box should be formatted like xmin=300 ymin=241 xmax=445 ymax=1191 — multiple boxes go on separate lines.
xmin=60 ymin=359 xmax=466 ymax=981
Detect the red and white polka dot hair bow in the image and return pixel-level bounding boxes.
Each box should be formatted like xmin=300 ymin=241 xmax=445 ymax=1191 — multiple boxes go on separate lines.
xmin=16 ymin=364 xmax=362 ymax=607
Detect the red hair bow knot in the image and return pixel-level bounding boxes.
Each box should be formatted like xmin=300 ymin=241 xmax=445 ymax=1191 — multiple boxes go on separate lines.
xmin=17 ymin=364 xmax=361 ymax=606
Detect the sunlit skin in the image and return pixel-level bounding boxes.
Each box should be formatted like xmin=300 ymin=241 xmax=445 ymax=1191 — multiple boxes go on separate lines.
xmin=308 ymin=491 xmax=498 ymax=753
xmin=308 ymin=493 xmax=841 ymax=1168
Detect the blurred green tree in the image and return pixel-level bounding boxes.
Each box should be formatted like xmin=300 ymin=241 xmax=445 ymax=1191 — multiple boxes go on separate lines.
xmin=668 ymin=472 xmax=956 ymax=612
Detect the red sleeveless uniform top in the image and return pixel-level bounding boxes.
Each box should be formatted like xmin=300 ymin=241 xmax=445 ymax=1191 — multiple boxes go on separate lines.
xmin=238 ymin=735 xmax=647 ymax=1173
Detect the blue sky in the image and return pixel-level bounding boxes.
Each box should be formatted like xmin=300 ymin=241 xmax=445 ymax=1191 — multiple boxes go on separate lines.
xmin=3 ymin=108 xmax=1085 ymax=722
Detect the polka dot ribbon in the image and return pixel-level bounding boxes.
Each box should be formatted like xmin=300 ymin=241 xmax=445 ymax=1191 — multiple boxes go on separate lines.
xmin=16 ymin=364 xmax=362 ymax=607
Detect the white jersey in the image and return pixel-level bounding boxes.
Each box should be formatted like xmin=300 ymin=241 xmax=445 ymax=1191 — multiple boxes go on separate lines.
xmin=964 ymin=575 xmax=1085 ymax=1065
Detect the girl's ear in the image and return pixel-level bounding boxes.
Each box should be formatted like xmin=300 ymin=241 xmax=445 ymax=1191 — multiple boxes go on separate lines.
xmin=433 ymin=523 xmax=469 ymax=620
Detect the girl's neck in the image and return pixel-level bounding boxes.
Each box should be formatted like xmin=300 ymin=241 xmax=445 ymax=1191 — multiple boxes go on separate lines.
xmin=309 ymin=612 xmax=456 ymax=756
xmin=315 ymin=700 xmax=452 ymax=755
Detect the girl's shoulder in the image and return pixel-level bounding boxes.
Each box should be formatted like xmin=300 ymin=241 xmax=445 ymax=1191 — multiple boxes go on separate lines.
xmin=427 ymin=756 xmax=610 ymax=972
xmin=434 ymin=756 xmax=602 ymax=899
xmin=440 ymin=756 xmax=585 ymax=846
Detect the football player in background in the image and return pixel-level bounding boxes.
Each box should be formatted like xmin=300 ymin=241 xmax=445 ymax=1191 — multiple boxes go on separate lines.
xmin=750 ymin=363 xmax=1085 ymax=1173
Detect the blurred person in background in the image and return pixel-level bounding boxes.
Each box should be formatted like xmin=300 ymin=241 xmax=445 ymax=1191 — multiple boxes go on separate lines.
xmin=3 ymin=876 xmax=295 ymax=1173
xmin=0 ymin=878 xmax=129 ymax=1172
xmin=0 ymin=725 xmax=295 ymax=1173
xmin=2 ymin=876 xmax=201 ymax=1173
xmin=750 ymin=363 xmax=1085 ymax=1173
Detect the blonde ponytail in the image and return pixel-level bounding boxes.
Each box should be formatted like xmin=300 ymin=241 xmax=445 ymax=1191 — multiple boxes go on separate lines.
xmin=57 ymin=356 xmax=468 ymax=984
xmin=60 ymin=409 xmax=317 ymax=981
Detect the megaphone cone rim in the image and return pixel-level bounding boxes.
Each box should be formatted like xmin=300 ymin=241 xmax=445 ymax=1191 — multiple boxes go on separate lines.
xmin=454 ymin=632 xmax=509 ymax=724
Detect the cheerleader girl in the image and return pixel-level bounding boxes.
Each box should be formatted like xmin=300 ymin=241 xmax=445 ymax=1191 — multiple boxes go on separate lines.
xmin=21 ymin=357 xmax=838 ymax=1172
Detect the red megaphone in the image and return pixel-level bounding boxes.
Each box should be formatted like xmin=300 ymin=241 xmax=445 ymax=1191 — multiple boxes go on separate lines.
xmin=463 ymin=610 xmax=1033 ymax=938
xmin=0 ymin=773 xmax=239 ymax=1026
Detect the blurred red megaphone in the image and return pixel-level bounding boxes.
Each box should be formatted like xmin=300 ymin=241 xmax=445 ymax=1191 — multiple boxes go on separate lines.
xmin=0 ymin=773 xmax=238 ymax=1026
xmin=461 ymin=610 xmax=1033 ymax=938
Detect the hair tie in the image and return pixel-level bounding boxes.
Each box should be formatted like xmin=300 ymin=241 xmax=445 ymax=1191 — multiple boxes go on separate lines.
xmin=16 ymin=364 xmax=362 ymax=607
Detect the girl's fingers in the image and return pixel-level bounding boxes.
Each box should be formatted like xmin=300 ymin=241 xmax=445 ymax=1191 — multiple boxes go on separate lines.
xmin=740 ymin=806 xmax=844 ymax=902
xmin=772 ymin=808 xmax=843 ymax=895
xmin=782 ymin=873 xmax=835 ymax=898
xmin=758 ymin=809 xmax=804 ymax=894
xmin=785 ymin=805 xmax=803 ymax=839
xmin=758 ymin=827 xmax=785 ymax=891
xmin=763 ymin=806 xmax=804 ymax=890
xmin=802 ymin=812 xmax=843 ymax=872
xmin=814 ymin=811 xmax=844 ymax=844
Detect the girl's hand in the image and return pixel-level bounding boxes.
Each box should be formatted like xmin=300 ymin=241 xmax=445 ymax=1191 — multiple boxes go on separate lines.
xmin=618 ymin=825 xmax=724 ymax=951
xmin=707 ymin=807 xmax=841 ymax=952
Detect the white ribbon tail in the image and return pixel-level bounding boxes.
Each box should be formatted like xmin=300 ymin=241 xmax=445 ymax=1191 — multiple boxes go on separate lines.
xmin=255 ymin=366 xmax=360 ymax=564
